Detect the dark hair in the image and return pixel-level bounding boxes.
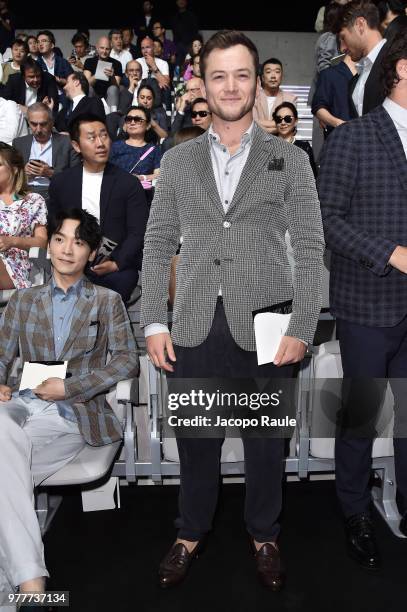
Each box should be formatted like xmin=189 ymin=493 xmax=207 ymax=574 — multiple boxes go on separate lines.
xmin=381 ymin=28 xmax=407 ymax=95
xmin=109 ymin=28 xmax=123 ymax=39
xmin=334 ymin=0 xmax=381 ymax=34
xmin=174 ymin=126 xmax=205 ymax=145
xmin=71 ymin=32 xmax=89 ymax=47
xmin=77 ymin=28 xmax=90 ymax=39
xmin=21 ymin=57 xmax=42 ymax=75
xmin=200 ymin=30 xmax=259 ymax=80
xmin=69 ymin=71 xmax=89 ymax=95
xmin=47 ymin=208 xmax=102 ymax=252
xmin=191 ymin=97 xmax=208 ymax=111
xmin=137 ymin=83 xmax=156 ymax=102
xmin=262 ymin=57 xmax=283 ymax=72
xmin=152 ymin=36 xmax=163 ymax=48
xmin=377 ymin=0 xmax=406 ymax=21
xmin=0 ymin=142 xmax=28 ymax=195
xmin=272 ymin=101 xmax=298 ymax=121
xmin=121 ymin=27 xmax=134 ymax=35
xmin=69 ymin=113 xmax=108 ymax=143
xmin=37 ymin=30 xmax=56 ymax=45
xmin=125 ymin=104 xmax=151 ymax=123
xmin=323 ymin=1 xmax=347 ymax=33
xmin=11 ymin=38 xmax=29 ymax=53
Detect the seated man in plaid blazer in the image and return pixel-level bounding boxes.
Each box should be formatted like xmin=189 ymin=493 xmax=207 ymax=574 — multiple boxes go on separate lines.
xmin=318 ymin=31 xmax=407 ymax=569
xmin=0 ymin=208 xmax=138 ymax=605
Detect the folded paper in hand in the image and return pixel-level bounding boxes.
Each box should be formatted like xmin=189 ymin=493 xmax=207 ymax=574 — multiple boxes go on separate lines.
xmin=94 ymin=60 xmax=112 ymax=82
xmin=19 ymin=361 xmax=68 ymax=390
xmin=253 ymin=301 xmax=292 ymax=366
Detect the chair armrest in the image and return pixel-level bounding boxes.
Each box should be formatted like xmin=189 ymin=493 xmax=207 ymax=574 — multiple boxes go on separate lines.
xmin=117 ymin=378 xmax=139 ymax=405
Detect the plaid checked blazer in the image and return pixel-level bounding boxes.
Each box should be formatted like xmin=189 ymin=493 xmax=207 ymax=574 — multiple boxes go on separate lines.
xmin=141 ymin=123 xmax=325 ymax=349
xmin=0 ymin=280 xmax=138 ymax=446
xmin=318 ymin=105 xmax=407 ymax=326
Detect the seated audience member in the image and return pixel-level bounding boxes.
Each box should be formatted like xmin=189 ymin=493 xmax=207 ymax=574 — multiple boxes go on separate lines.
xmin=273 ymin=102 xmax=317 ymax=177
xmin=253 ymin=57 xmax=298 ymax=134
xmin=0 ymin=0 xmax=14 ymax=57
xmin=68 ymin=33 xmax=94 ymax=72
xmin=0 ymin=207 xmax=138 ymax=603
xmin=121 ymin=27 xmax=138 ymax=59
xmin=170 ymin=0 xmax=200 ymax=64
xmin=2 ymin=56 xmax=59 ymax=118
xmin=171 ymin=76 xmax=204 ymax=132
xmin=183 ymin=52 xmax=201 ymax=80
xmin=1 ymin=37 xmax=28 ymax=85
xmin=137 ymin=35 xmax=170 ymax=90
xmin=70 ymin=29 xmax=97 ymax=58
xmin=137 ymin=83 xmax=168 ymax=139
xmin=13 ymin=102 xmax=80 ymax=201
xmin=190 ymin=97 xmax=211 ymax=130
xmin=55 ymin=71 xmax=106 ymax=133
xmin=26 ymin=34 xmax=38 ymax=59
xmin=312 ymin=46 xmax=357 ymax=136
xmin=109 ymin=105 xmax=161 ymax=183
xmin=0 ymin=96 xmax=27 ymax=142
xmin=83 ymin=36 xmax=122 ymax=112
xmin=0 ymin=142 xmax=47 ymax=290
xmin=183 ymin=35 xmax=203 ymax=69
xmin=134 ymin=0 xmax=157 ymax=40
xmin=36 ymin=30 xmax=73 ymax=94
xmin=118 ymin=59 xmax=143 ymax=110
xmin=109 ymin=28 xmax=133 ymax=73
xmin=48 ymin=114 xmax=149 ymax=301
xmin=151 ymin=20 xmax=177 ymax=65
xmin=377 ymin=0 xmax=407 ymax=41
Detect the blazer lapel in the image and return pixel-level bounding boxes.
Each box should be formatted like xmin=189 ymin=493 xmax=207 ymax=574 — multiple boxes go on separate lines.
xmin=191 ymin=135 xmax=224 ymax=215
xmin=58 ymin=281 xmax=95 ymax=358
xmin=36 ymin=283 xmax=56 ymax=360
xmin=373 ymin=106 xmax=407 ymax=194
xmin=99 ymin=163 xmax=115 ymax=233
xmin=51 ymin=133 xmax=60 ymax=168
xmin=228 ymin=124 xmax=273 ymax=214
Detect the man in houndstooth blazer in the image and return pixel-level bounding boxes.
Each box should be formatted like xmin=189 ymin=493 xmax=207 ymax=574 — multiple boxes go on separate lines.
xmin=141 ymin=31 xmax=324 ymax=590
xmin=318 ymin=31 xmax=407 ymax=569
xmin=0 ymin=208 xmax=138 ymax=599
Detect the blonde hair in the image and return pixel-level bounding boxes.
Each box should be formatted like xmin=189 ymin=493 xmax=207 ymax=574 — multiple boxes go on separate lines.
xmin=0 ymin=143 xmax=29 ymax=197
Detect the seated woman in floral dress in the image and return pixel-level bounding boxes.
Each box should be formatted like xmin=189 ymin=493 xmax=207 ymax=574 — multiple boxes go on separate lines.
xmin=0 ymin=143 xmax=47 ymax=290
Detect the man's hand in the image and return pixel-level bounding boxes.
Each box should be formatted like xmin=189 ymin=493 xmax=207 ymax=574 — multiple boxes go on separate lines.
xmin=0 ymin=385 xmax=12 ymax=402
xmin=128 ymin=74 xmax=140 ymax=93
xmin=42 ymin=96 xmax=54 ymax=111
xmin=155 ymin=73 xmax=170 ymax=90
xmin=146 ymin=333 xmax=176 ymax=372
xmin=389 ymin=246 xmax=407 ymax=274
xmin=103 ymin=66 xmax=114 ymax=79
xmin=25 ymin=160 xmax=53 ymax=178
xmin=0 ymin=236 xmax=14 ymax=252
xmin=90 ymin=260 xmax=119 ymax=276
xmin=273 ymin=336 xmax=307 ymax=366
xmin=33 ymin=377 xmax=65 ymax=401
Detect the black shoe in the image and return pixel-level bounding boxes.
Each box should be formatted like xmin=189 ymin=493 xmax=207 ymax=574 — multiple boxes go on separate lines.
xmin=158 ymin=541 xmax=203 ymax=588
xmin=251 ymin=540 xmax=285 ymax=592
xmin=399 ymin=512 xmax=407 ymax=536
xmin=345 ymin=513 xmax=381 ymax=570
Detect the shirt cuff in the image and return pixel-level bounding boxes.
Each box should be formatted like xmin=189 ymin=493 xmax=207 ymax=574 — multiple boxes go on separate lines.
xmin=144 ymin=323 xmax=170 ymax=338
xmin=177 ymin=110 xmax=185 ymax=116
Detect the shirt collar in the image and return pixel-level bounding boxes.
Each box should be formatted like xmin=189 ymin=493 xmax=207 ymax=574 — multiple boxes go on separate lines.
xmin=51 ymin=275 xmax=84 ymax=297
xmin=208 ymin=121 xmax=254 ymax=149
xmin=383 ymin=97 xmax=407 ymax=130
xmin=365 ymin=38 xmax=386 ymax=66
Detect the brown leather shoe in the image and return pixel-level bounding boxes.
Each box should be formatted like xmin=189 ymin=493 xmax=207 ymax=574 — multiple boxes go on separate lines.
xmin=252 ymin=541 xmax=285 ymax=592
xmin=159 ymin=542 xmax=201 ymax=588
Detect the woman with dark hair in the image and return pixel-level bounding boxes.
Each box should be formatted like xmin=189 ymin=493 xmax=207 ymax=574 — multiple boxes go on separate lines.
xmin=137 ymin=83 xmax=168 ymax=141
xmin=109 ymin=105 xmax=161 ymax=186
xmin=273 ymin=102 xmax=317 ymax=177
xmin=377 ymin=0 xmax=407 ymax=40
xmin=0 ymin=142 xmax=47 ymax=289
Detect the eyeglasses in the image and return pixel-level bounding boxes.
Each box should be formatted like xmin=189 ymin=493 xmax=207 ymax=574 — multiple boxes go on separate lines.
xmin=275 ymin=115 xmax=294 ymax=124
xmin=124 ymin=116 xmax=146 ymax=124
xmin=191 ymin=110 xmax=211 ymax=118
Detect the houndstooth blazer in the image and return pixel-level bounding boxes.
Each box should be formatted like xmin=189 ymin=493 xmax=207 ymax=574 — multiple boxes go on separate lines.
xmin=141 ymin=123 xmax=325 ymax=350
xmin=0 ymin=279 xmax=138 ymax=446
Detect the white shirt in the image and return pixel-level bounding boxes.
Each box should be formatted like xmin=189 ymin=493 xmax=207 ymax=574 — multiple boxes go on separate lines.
xmin=110 ymin=49 xmax=133 ymax=73
xmin=266 ymin=96 xmax=276 ymax=116
xmin=82 ymin=168 xmax=104 ymax=221
xmin=28 ymin=137 xmax=53 ymax=187
xmin=0 ymin=97 xmax=28 ymax=144
xmin=352 ymin=38 xmax=386 ymax=117
xmin=72 ymin=93 xmax=86 ymax=110
xmin=136 ymin=56 xmax=169 ymax=79
xmin=25 ymin=82 xmax=37 ymax=107
xmin=383 ymin=97 xmax=407 ymax=159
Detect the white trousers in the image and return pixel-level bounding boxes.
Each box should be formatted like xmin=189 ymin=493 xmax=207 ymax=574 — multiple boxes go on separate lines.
xmin=0 ymin=395 xmax=84 ymax=603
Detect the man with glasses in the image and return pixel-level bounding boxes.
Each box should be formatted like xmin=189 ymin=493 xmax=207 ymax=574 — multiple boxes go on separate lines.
xmin=190 ymin=97 xmax=211 ymax=130
xmin=48 ymin=114 xmax=148 ymax=301
xmin=36 ymin=30 xmax=73 ymax=98
xmin=151 ymin=20 xmax=177 ymax=65
xmin=253 ymin=57 xmax=297 ymax=134
xmin=172 ymin=75 xmax=204 ymax=132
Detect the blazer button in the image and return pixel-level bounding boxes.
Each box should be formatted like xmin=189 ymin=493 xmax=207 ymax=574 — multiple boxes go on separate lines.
xmin=223 ymin=221 xmax=231 ymax=228
xmin=214 ymin=259 xmax=221 ymax=265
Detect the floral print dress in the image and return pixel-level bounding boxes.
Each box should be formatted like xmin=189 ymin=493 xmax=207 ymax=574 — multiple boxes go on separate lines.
xmin=0 ymin=192 xmax=47 ymax=289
